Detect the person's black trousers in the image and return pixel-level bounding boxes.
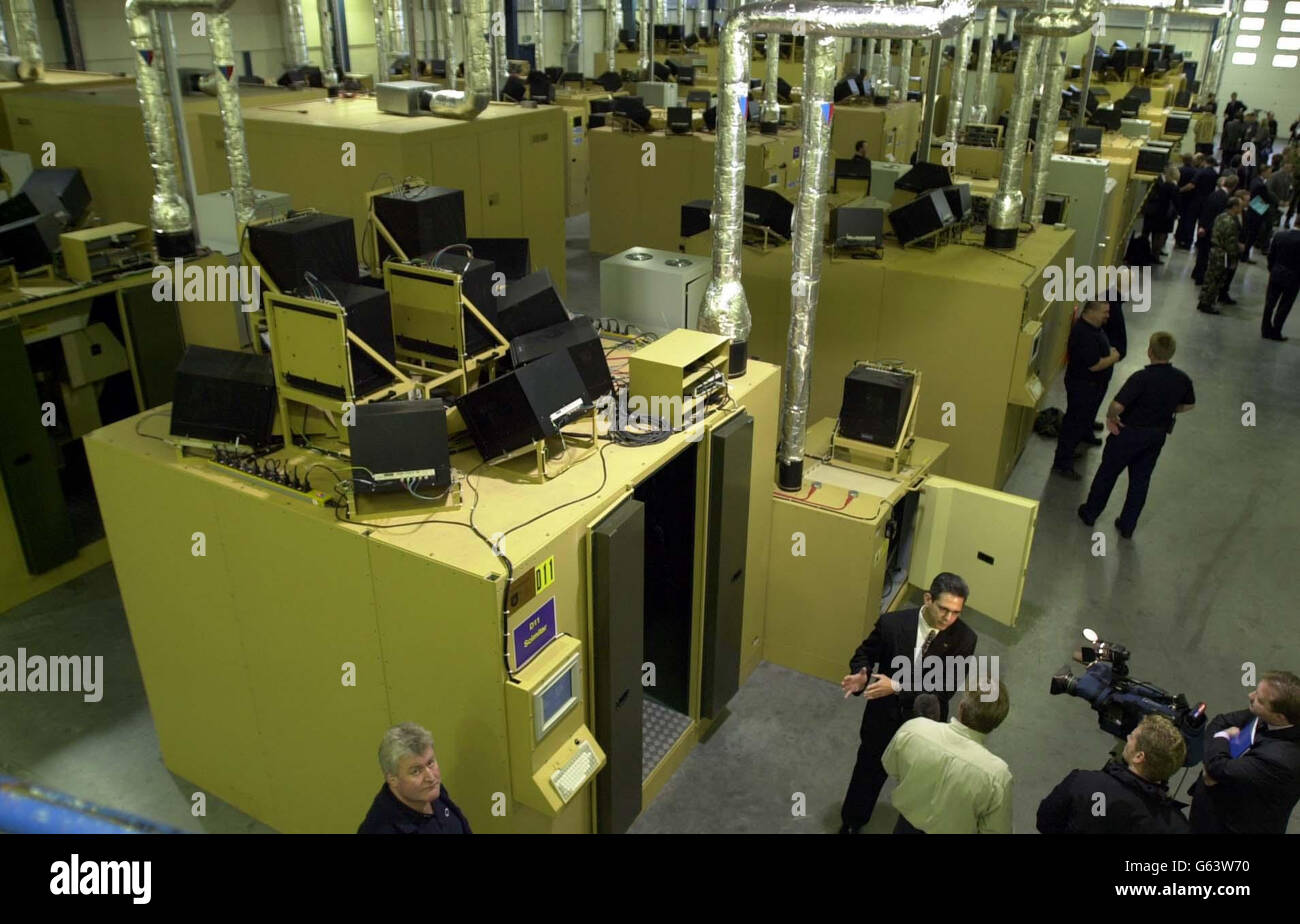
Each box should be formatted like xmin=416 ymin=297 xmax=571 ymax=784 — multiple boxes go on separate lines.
xmin=1242 ymin=212 xmax=1262 ymax=260
xmin=841 ymin=710 xmax=902 ymax=829
xmin=1081 ymin=426 xmax=1168 ymax=535
xmin=1262 ymin=268 xmax=1300 ymax=336
xmin=1054 ymin=378 xmax=1106 ymax=471
xmin=1189 ymin=780 xmax=1230 ymax=834
xmin=893 ymin=814 xmax=926 ymax=834
xmin=1175 ymin=201 xmax=1199 ymax=247
xmin=1192 ymin=234 xmax=1211 ymax=283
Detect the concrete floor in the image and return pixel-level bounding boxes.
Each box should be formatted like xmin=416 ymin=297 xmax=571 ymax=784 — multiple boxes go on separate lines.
xmin=3 ymin=217 xmax=1297 ymax=834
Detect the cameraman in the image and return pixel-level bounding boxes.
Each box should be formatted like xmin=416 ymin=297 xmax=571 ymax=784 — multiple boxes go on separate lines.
xmin=1190 ymin=671 xmax=1300 ymax=834
xmin=1036 ymin=715 xmax=1190 ymax=834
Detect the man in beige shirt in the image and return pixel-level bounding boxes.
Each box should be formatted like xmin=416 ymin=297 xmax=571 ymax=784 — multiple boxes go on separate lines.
xmin=881 ymin=684 xmax=1013 ymax=834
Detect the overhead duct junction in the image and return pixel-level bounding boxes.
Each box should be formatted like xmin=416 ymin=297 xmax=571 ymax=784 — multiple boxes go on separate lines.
xmin=3 ymin=0 xmax=44 ymax=81
xmin=697 ymin=0 xmax=977 ymax=490
xmin=421 ymin=0 xmax=492 ymax=116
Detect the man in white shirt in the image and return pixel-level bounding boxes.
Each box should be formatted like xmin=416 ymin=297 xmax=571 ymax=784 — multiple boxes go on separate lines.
xmin=881 ymin=684 xmax=1012 ymax=834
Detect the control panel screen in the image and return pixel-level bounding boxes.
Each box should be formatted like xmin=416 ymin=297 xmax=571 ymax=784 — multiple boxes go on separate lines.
xmin=540 ymin=667 xmax=575 ymax=732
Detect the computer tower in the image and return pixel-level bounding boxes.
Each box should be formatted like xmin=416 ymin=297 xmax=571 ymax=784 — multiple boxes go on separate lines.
xmin=495 ymin=268 xmax=569 ymax=339
xmin=457 ymin=350 xmax=589 ymax=461
xmin=374 ymin=186 xmax=466 ymax=265
xmin=887 ymin=189 xmax=954 ymax=246
xmin=170 ymin=346 xmax=277 ymax=447
xmin=600 ymin=246 xmax=711 ymax=336
xmin=20 ymin=168 xmax=91 ymax=227
xmin=248 ymin=212 xmax=359 ymax=292
xmin=294 ymin=279 xmax=397 ymax=398
xmin=838 ymin=365 xmax=914 ymax=447
xmin=349 ymin=398 xmax=451 ymax=492
xmin=508 ymin=316 xmax=613 ymax=404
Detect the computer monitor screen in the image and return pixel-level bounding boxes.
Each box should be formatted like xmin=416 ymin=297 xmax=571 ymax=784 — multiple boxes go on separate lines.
xmin=743 ymin=185 xmax=793 ymax=238
xmin=534 ymin=651 xmax=580 ymax=740
xmin=835 ymin=158 xmax=871 ymax=181
xmin=677 ymin=65 xmax=695 ymax=86
xmin=834 ymin=207 xmax=884 ymax=247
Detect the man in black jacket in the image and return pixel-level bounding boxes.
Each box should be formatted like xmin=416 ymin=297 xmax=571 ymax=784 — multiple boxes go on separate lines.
xmin=1190 ymin=671 xmax=1300 ymax=834
xmin=1241 ymin=163 xmax=1275 ymax=263
xmin=1192 ymin=175 xmax=1237 ymax=284
xmin=1053 ymin=301 xmax=1120 ymax=481
xmin=838 ymin=572 xmax=979 ymax=833
xmin=1262 ymin=227 xmax=1300 ymax=340
xmin=1174 ymin=153 xmax=1202 ymax=250
xmin=358 ymin=722 xmax=473 ymax=834
xmin=1037 ymin=715 xmax=1190 ymax=834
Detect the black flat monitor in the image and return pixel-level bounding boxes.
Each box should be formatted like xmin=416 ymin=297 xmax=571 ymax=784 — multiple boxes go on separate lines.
xmin=590 ymin=97 xmax=616 ymax=114
xmin=614 ymin=95 xmax=644 ymax=116
xmin=742 ymin=185 xmax=793 ymax=239
xmin=677 ymin=66 xmax=695 ymax=86
xmin=1128 ymin=86 xmax=1152 ymax=103
xmin=528 ymin=72 xmax=554 ymax=103
xmin=596 ymin=71 xmax=623 ymax=92
xmin=495 ymin=268 xmax=569 ymax=339
xmin=1118 ymin=96 xmax=1141 ymax=118
xmin=667 ymin=106 xmax=693 ymax=134
xmin=502 ymin=75 xmax=527 ymax=102
xmin=654 ymin=61 xmax=672 ymax=81
xmin=835 ymin=158 xmax=872 ymax=182
xmin=1088 ymin=108 xmax=1123 ymax=132
xmin=1069 ymin=125 xmax=1103 ymax=154
xmin=349 ymin=399 xmax=451 ymax=493
xmin=833 ymin=206 xmax=884 ymax=248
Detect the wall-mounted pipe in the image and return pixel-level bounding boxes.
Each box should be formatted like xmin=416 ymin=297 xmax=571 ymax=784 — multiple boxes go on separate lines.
xmin=639 ymin=0 xmax=652 ymax=79
xmin=318 ymin=0 xmax=340 ymax=87
xmin=877 ymin=37 xmax=892 ymax=98
xmin=534 ymin=0 xmax=547 ymax=70
xmin=125 ymin=0 xmax=253 ymax=258
xmin=985 ymin=0 xmax=1099 ymax=250
xmin=423 ymin=0 xmax=490 ymax=116
xmin=700 ymin=0 xmax=976 ymax=490
xmin=945 ymin=20 xmax=972 ymax=138
xmin=970 ymin=4 xmax=997 ymax=122
xmin=898 ymin=36 xmax=913 ymax=99
xmin=9 ymin=0 xmax=43 ymax=80
xmin=405 ymin=0 xmax=418 ymax=70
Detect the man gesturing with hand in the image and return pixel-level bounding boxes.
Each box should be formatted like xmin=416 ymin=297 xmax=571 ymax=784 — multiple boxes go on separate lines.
xmin=838 ymin=573 xmax=978 ymax=834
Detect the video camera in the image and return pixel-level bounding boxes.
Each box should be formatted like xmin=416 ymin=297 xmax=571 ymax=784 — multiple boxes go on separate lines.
xmin=1050 ymin=628 xmax=1207 ymax=766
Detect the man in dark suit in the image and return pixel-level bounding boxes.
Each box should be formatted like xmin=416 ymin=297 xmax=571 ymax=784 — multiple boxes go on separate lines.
xmin=1192 ymin=174 xmax=1237 ymax=285
xmin=1174 ymin=153 xmax=1202 ymax=250
xmin=1189 ymin=671 xmax=1300 ymax=834
xmin=1262 ymin=227 xmax=1300 ymax=340
xmin=838 ymin=572 xmax=978 ymax=833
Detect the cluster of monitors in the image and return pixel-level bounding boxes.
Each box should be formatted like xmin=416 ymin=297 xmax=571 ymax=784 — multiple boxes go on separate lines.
xmin=589 ymin=95 xmax=653 ymax=130
xmin=0 ymin=168 xmax=92 ymax=271
xmin=229 ymin=192 xmax=615 ymax=468
xmin=1094 ymin=41 xmax=1185 ymax=78
xmin=651 ymin=60 xmax=700 ymax=87
xmin=618 ymin=27 xmax=704 ymax=54
xmin=504 ymin=69 xmax=624 ymax=104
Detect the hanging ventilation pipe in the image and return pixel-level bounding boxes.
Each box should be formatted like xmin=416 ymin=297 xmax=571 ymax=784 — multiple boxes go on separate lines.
xmin=566 ymin=0 xmax=583 ymax=72
xmin=1028 ymin=34 xmax=1066 ymax=221
xmin=639 ymin=0 xmax=652 ymax=79
xmin=945 ymin=19 xmax=973 ymax=139
xmin=7 ymin=0 xmax=43 ymax=80
xmin=697 ymin=0 xmax=976 ymax=490
xmin=761 ymin=31 xmax=780 ymax=124
xmin=984 ymin=0 xmax=1099 ymax=250
xmin=0 ymin=6 xmax=10 ymax=57
xmin=437 ymin=0 xmax=457 ymax=88
xmin=969 ymin=4 xmax=996 ymax=122
xmin=534 ymin=0 xmax=547 ymax=70
xmin=125 ymin=0 xmax=254 ymax=258
xmin=897 ymin=36 xmax=912 ymax=98
xmin=373 ymin=0 xmax=390 ymax=79
xmin=281 ymin=0 xmax=312 ymax=70
xmin=423 ymin=0 xmax=490 ymax=115
xmin=317 ymin=1 xmax=340 ymax=87
xmin=605 ymin=0 xmax=619 ymax=73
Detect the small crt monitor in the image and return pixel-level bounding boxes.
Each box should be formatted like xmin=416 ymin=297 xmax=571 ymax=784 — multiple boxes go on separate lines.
xmin=535 ymin=651 xmax=581 ymax=742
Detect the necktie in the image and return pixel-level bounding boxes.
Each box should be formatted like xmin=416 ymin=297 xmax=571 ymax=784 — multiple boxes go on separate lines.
xmin=921 ymin=630 xmax=937 ymax=657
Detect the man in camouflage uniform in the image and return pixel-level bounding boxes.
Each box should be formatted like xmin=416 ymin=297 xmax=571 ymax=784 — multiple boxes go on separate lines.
xmin=1198 ymin=194 xmax=1246 ymax=314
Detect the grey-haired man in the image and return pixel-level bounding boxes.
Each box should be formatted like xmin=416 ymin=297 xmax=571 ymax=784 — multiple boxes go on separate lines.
xmin=358 ymin=722 xmax=473 ymax=834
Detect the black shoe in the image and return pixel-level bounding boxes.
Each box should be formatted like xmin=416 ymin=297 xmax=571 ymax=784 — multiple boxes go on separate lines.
xmin=1219 ymin=295 xmax=1238 ymax=305
xmin=1198 ymin=304 xmax=1222 ymax=314
xmin=838 ymin=823 xmax=861 ymax=835
xmin=1052 ymin=466 xmax=1082 ymax=481
xmin=1077 ymin=505 xmax=1095 ymax=527
xmin=1083 ymin=435 xmax=1103 ymax=446
xmin=1263 ymin=332 xmax=1289 ymax=341
xmin=1114 ymin=519 xmax=1133 ymax=540
xmin=1092 ymin=421 xmax=1105 ymax=432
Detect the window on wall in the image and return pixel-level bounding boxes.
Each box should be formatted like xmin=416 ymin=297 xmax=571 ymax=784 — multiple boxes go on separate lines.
xmin=1283 ymin=19 xmax=1300 ymax=31
xmin=1279 ymin=36 xmax=1300 ymax=49
xmin=1232 ymin=52 xmax=1258 ymax=64
xmin=1239 ymin=17 xmax=1267 ymax=30
xmin=1274 ymin=53 xmax=1299 ymax=66
xmin=1243 ymin=0 xmax=1269 ymax=10
xmin=1237 ymin=34 xmax=1262 ymax=47
xmin=1287 ymin=1 xmax=1300 ymax=13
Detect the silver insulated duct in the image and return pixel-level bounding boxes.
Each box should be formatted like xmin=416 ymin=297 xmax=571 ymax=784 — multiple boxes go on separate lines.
xmin=438 ymin=0 xmax=457 ymax=88
xmin=0 ymin=6 xmax=10 ymax=57
xmin=1028 ymin=35 xmax=1065 ymax=222
xmin=125 ymin=0 xmax=254 ymax=258
xmin=1142 ymin=8 xmax=1153 ymax=47
xmin=566 ymin=0 xmax=583 ymax=73
xmin=318 ymin=0 xmax=341 ymax=87
xmin=897 ymin=37 xmax=913 ymax=99
xmin=761 ymin=31 xmax=780 ymax=126
xmin=281 ymin=0 xmax=312 ymax=69
xmin=424 ymin=0 xmax=491 ymax=117
xmin=945 ymin=20 xmax=972 ymax=139
xmin=9 ymin=0 xmax=43 ymax=80
xmin=698 ymin=0 xmax=976 ymax=489
xmin=534 ymin=0 xmax=547 ymax=71
xmin=985 ymin=0 xmax=1098 ymax=249
xmin=877 ymin=37 xmax=892 ymax=98
xmin=638 ymin=0 xmax=652 ymax=79
xmin=970 ymin=4 xmax=996 ymax=122
xmin=605 ymin=0 xmax=618 ymax=73
xmin=373 ymin=0 xmax=390 ymax=79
